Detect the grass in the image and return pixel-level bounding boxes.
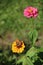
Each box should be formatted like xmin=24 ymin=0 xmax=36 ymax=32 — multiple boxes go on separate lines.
xmin=0 ymin=0 xmax=43 ymax=47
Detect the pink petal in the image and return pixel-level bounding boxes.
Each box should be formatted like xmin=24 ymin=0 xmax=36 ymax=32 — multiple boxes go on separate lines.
xmin=23 ymin=6 xmax=38 ymax=18
xmin=33 ymin=13 xmax=38 ymax=18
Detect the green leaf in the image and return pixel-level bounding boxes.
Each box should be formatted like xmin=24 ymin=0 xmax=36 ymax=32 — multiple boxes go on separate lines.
xmin=22 ymin=57 xmax=34 ymax=65
xmin=8 ymin=55 xmax=16 ymax=62
xmin=17 ymin=56 xmax=34 ymax=65
xmin=37 ymin=47 xmax=43 ymax=52
xmin=28 ymin=29 xmax=38 ymax=46
xmin=28 ymin=30 xmax=33 ymax=42
xmin=22 ymin=58 xmax=27 ymax=65
xmin=26 ymin=57 xmax=34 ymax=65
xmin=26 ymin=47 xmax=38 ymax=58
xmin=0 ymin=53 xmax=3 ymax=56
xmin=31 ymin=54 xmax=39 ymax=63
xmin=32 ymin=29 xmax=38 ymax=45
xmin=17 ymin=56 xmax=25 ymax=64
xmin=40 ymin=58 xmax=43 ymax=62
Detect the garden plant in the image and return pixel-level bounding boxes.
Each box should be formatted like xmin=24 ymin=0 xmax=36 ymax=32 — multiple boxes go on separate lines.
xmin=0 ymin=0 xmax=43 ymax=65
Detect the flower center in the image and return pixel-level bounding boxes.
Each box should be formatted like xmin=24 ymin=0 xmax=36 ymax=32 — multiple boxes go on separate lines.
xmin=16 ymin=42 xmax=22 ymax=48
xmin=28 ymin=9 xmax=33 ymax=13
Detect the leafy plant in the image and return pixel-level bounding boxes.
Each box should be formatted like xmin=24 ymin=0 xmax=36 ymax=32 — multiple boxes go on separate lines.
xmin=28 ymin=29 xmax=38 ymax=46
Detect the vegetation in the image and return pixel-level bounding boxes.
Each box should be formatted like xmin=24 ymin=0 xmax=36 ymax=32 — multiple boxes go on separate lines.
xmin=0 ymin=0 xmax=43 ymax=65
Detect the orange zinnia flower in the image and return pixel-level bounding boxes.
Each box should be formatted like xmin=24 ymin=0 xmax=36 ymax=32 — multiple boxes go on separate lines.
xmin=11 ymin=39 xmax=25 ymax=53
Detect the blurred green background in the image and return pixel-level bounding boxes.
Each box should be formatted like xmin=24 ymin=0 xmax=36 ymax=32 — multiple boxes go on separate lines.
xmin=0 ymin=0 xmax=43 ymax=48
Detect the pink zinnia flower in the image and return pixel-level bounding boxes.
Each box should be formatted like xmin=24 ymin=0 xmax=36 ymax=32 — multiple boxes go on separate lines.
xmin=24 ymin=6 xmax=38 ymax=18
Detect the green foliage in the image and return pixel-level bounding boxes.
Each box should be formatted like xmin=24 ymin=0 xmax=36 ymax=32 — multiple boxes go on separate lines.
xmin=0 ymin=46 xmax=43 ymax=65
xmin=17 ymin=54 xmax=34 ymax=65
xmin=37 ymin=47 xmax=43 ymax=52
xmin=28 ymin=29 xmax=38 ymax=46
xmin=26 ymin=47 xmax=38 ymax=58
xmin=17 ymin=46 xmax=43 ymax=65
xmin=17 ymin=47 xmax=37 ymax=65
